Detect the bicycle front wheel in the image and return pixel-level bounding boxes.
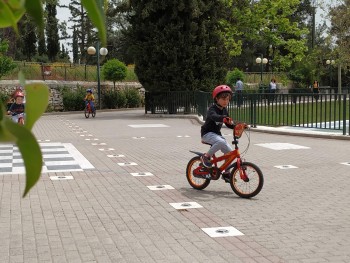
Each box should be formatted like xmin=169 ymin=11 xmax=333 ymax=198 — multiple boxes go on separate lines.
xmin=92 ymin=110 xmax=96 ymax=118
xmin=230 ymin=162 xmax=263 ymax=198
xmin=84 ymin=107 xmax=90 ymax=118
xmin=186 ymin=156 xmax=210 ymax=190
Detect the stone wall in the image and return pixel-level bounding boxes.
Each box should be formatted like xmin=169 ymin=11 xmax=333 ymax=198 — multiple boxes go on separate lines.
xmin=0 ymin=80 xmax=143 ymax=111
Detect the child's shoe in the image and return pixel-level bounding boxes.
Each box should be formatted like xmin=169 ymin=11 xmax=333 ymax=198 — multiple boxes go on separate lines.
xmin=200 ymin=154 xmax=212 ymax=167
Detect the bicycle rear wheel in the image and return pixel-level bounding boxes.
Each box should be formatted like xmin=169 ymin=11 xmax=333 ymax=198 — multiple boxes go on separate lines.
xmin=92 ymin=110 xmax=96 ymax=118
xmin=84 ymin=107 xmax=90 ymax=118
xmin=186 ymin=156 xmax=210 ymax=190
xmin=230 ymin=162 xmax=263 ymax=198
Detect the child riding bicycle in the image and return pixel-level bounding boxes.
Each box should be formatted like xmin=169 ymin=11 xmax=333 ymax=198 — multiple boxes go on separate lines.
xmin=7 ymin=91 xmax=25 ymax=124
xmin=84 ymin=88 xmax=95 ymax=112
xmin=200 ymin=85 xmax=235 ymax=181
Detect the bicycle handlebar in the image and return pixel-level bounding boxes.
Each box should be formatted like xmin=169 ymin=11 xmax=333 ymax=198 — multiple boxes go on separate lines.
xmin=233 ymin=122 xmax=248 ymax=138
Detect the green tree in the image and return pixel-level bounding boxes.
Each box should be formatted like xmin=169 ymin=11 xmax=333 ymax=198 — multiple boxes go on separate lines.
xmin=72 ymin=26 xmax=79 ymax=64
xmin=105 ymin=0 xmax=133 ymax=64
xmin=329 ymin=0 xmax=350 ymax=85
xmin=102 ymin=59 xmax=127 ymax=90
xmin=21 ymin=14 xmax=37 ymax=61
xmin=126 ymin=0 xmax=229 ymax=92
xmin=223 ymin=0 xmax=309 ymax=72
xmin=0 ymin=39 xmax=16 ymax=79
xmin=37 ymin=29 xmax=47 ymax=56
xmin=69 ymin=0 xmax=96 ymax=64
xmin=46 ymin=0 xmax=60 ymax=61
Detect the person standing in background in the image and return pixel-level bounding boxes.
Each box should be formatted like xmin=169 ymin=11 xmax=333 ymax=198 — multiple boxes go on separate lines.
xmin=235 ymin=78 xmax=244 ymax=107
xmin=269 ymin=78 xmax=277 ymax=104
xmin=312 ymin=80 xmax=320 ymax=100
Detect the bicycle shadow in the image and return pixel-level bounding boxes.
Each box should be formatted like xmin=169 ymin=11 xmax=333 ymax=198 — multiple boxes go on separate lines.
xmin=177 ymin=186 xmax=238 ymax=201
xmin=177 ymin=186 xmax=262 ymax=201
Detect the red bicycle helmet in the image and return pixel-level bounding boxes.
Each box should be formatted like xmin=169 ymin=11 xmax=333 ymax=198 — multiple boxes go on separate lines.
xmin=212 ymin=85 xmax=232 ymax=99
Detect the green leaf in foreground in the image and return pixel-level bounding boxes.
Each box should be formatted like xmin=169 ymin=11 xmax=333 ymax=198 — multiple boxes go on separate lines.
xmin=25 ymin=83 xmax=49 ymax=130
xmin=0 ymin=0 xmax=25 ymax=31
xmin=81 ymin=0 xmax=107 ymax=46
xmin=5 ymin=118 xmax=42 ymax=197
xmin=24 ymin=0 xmax=43 ymax=30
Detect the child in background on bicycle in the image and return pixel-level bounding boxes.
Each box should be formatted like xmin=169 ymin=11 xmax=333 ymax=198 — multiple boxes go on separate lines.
xmin=201 ymin=85 xmax=235 ymax=180
xmin=84 ymin=88 xmax=95 ymax=112
xmin=7 ymin=91 xmax=25 ymax=123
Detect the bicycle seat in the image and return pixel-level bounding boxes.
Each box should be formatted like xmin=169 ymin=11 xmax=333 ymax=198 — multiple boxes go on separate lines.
xmin=201 ymin=141 xmax=212 ymax=146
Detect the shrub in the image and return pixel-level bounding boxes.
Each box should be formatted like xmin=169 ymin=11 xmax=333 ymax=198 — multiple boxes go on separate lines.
xmin=0 ymin=91 xmax=11 ymax=110
xmin=124 ymin=88 xmax=141 ymax=108
xmin=102 ymin=90 xmax=118 ymax=109
xmin=62 ymin=86 xmax=86 ymax=111
xmin=225 ymin=68 xmax=245 ymax=88
xmin=116 ymin=90 xmax=127 ymax=108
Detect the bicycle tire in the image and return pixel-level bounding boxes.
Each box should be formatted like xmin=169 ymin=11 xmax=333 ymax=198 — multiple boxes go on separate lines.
xmin=186 ymin=156 xmax=210 ymax=190
xmin=84 ymin=107 xmax=90 ymax=118
xmin=92 ymin=110 xmax=96 ymax=118
xmin=230 ymin=162 xmax=263 ymax=198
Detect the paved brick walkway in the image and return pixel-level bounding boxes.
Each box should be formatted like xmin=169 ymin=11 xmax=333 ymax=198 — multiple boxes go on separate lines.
xmin=0 ymin=109 xmax=349 ymax=262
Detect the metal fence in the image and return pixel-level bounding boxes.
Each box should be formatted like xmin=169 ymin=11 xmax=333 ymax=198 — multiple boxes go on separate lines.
xmin=145 ymin=91 xmax=350 ymax=135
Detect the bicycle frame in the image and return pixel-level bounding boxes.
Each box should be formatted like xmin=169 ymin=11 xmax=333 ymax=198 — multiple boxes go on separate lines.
xmin=211 ymin=149 xmax=239 ymax=172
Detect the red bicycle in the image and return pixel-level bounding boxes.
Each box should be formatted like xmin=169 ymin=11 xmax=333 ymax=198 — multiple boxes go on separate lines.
xmin=186 ymin=123 xmax=264 ymax=198
xmin=84 ymin=101 xmax=96 ymax=118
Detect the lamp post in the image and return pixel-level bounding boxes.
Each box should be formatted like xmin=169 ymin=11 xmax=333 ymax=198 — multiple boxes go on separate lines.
xmin=256 ymin=55 xmax=268 ymax=84
xmin=87 ymin=44 xmax=108 ymax=109
xmin=326 ymin=59 xmax=335 ymax=89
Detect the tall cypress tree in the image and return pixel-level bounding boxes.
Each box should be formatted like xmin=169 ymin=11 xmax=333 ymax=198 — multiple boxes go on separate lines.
xmin=127 ymin=0 xmax=229 ymax=92
xmin=72 ymin=26 xmax=79 ymax=64
xmin=69 ymin=1 xmax=96 ymax=64
xmin=21 ymin=15 xmax=37 ymax=61
xmin=38 ymin=30 xmax=47 ymax=56
xmin=46 ymin=0 xmax=60 ymax=61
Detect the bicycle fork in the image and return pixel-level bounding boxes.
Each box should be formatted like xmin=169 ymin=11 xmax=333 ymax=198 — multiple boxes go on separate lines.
xmin=236 ymin=157 xmax=249 ymax=182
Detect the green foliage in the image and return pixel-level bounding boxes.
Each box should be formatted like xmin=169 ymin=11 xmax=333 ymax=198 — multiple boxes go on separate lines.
xmin=0 ymin=90 xmax=10 ymax=105
xmin=62 ymin=87 xmax=86 ymax=111
xmin=116 ymin=90 xmax=127 ymax=108
xmin=0 ymin=39 xmax=17 ymax=79
xmin=102 ymin=59 xmax=127 ymax=89
xmin=124 ymin=88 xmax=141 ymax=108
xmin=223 ymin=0 xmax=309 ymax=71
xmin=102 ymin=90 xmax=118 ymax=109
xmin=288 ymin=67 xmax=310 ymax=89
xmin=225 ymin=68 xmax=245 ymax=88
xmin=127 ymin=0 xmax=229 ymax=92
xmin=0 ymin=0 xmax=107 ymax=52
xmin=46 ymin=1 xmax=60 ymax=61
xmin=102 ymin=89 xmax=128 ymax=109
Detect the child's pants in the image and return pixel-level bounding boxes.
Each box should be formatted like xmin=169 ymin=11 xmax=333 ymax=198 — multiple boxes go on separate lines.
xmin=201 ymin=132 xmax=233 ymax=157
xmin=11 ymin=113 xmax=25 ymax=123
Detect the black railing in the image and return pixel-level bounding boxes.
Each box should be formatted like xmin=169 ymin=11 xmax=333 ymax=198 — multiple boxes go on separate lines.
xmin=145 ymin=91 xmax=350 ymax=135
